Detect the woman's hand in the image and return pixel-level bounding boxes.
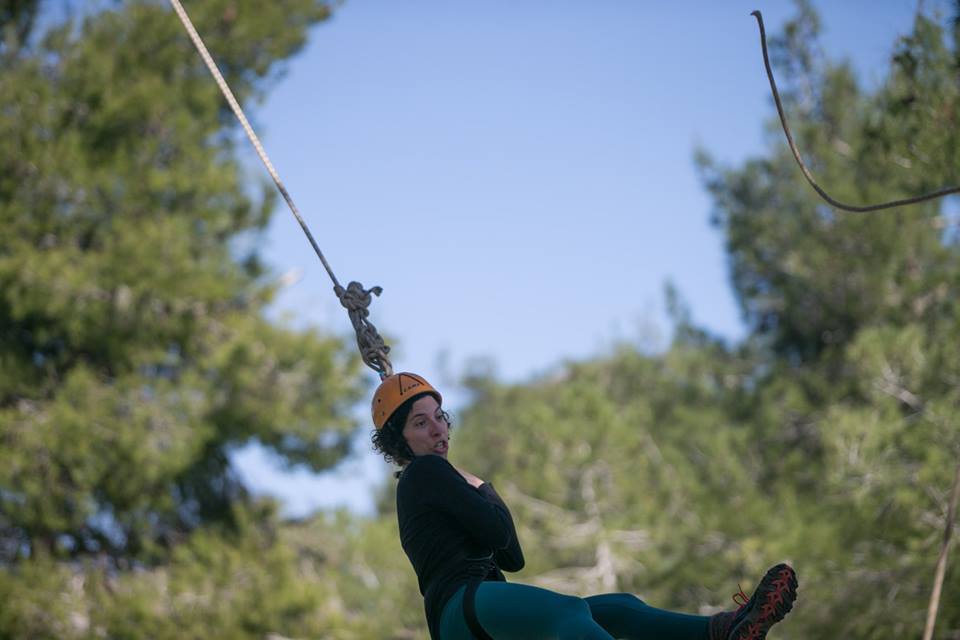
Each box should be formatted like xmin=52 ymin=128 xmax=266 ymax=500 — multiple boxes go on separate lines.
xmin=453 ymin=465 xmax=485 ymax=488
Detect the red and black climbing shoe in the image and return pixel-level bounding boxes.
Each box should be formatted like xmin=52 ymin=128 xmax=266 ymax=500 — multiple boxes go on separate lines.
xmin=708 ymin=610 xmax=740 ymax=640
xmin=708 ymin=563 xmax=798 ymax=640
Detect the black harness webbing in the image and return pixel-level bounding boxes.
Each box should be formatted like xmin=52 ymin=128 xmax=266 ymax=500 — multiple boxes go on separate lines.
xmin=463 ymin=579 xmax=495 ymax=640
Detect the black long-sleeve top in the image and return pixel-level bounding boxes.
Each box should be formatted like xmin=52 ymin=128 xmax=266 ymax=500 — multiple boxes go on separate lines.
xmin=396 ymin=454 xmax=525 ymax=639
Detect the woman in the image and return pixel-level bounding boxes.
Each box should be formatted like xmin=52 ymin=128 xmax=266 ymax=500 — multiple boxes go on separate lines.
xmin=371 ymin=372 xmax=798 ymax=640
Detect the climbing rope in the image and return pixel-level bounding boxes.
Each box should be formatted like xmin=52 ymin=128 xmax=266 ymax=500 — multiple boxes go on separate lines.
xmin=751 ymin=10 xmax=960 ymax=212
xmin=334 ymin=282 xmax=393 ymax=379
xmin=167 ymin=0 xmax=393 ymax=378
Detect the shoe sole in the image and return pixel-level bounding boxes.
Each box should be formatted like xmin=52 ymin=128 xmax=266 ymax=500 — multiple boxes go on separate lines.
xmin=729 ymin=563 xmax=798 ymax=640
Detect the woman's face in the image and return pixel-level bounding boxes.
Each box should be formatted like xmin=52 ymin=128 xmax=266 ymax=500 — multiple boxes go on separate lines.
xmin=402 ymin=395 xmax=449 ymax=459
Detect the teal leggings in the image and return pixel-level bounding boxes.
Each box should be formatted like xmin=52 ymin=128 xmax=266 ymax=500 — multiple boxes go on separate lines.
xmin=439 ymin=582 xmax=709 ymax=640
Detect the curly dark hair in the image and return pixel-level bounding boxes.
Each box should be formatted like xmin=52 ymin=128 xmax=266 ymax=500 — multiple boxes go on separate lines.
xmin=371 ymin=392 xmax=452 ymax=474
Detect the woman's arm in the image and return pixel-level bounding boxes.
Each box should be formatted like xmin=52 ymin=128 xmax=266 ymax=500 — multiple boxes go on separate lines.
xmin=479 ymin=483 xmax=525 ymax=572
xmin=404 ymin=456 xmax=516 ymax=551
xmin=434 ymin=460 xmax=524 ymax=570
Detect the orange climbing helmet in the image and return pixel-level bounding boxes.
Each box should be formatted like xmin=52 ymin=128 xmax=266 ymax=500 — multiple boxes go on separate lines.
xmin=372 ymin=372 xmax=442 ymax=430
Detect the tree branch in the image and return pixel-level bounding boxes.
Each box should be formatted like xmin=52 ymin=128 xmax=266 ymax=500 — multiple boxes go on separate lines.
xmin=922 ymin=457 xmax=960 ymax=640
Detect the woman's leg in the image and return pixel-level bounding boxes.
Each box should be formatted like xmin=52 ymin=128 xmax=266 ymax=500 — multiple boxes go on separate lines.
xmin=439 ymin=582 xmax=614 ymax=640
xmin=439 ymin=564 xmax=797 ymax=640
xmin=584 ymin=593 xmax=709 ymax=640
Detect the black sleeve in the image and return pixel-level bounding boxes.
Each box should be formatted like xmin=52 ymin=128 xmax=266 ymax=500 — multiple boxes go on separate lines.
xmin=405 ymin=456 xmax=521 ymax=553
xmin=479 ymin=483 xmax=525 ymax=572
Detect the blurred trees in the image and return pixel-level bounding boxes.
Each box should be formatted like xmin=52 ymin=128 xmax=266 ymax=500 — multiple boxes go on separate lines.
xmin=2 ymin=1 xmax=960 ymax=639
xmin=695 ymin=4 xmax=960 ymax=637
xmin=0 ymin=0 xmax=388 ymax=636
xmin=0 ymin=0 xmax=367 ymax=632
xmin=452 ymin=4 xmax=960 ymax=639
xmin=0 ymin=505 xmax=426 ymax=639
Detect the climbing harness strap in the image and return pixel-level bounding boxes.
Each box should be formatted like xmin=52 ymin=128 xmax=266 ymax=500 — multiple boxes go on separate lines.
xmin=463 ymin=580 xmax=495 ymax=640
xmin=461 ymin=551 xmax=497 ymax=640
xmin=167 ymin=0 xmax=393 ymax=377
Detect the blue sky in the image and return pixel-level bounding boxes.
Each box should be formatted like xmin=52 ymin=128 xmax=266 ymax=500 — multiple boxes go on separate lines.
xmin=225 ymin=0 xmax=946 ymax=516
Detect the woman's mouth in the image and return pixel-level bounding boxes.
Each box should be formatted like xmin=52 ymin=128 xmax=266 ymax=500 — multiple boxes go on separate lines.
xmin=433 ymin=440 xmax=448 ymax=454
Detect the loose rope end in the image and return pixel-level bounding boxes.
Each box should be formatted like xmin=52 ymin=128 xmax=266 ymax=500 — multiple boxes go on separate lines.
xmin=749 ymin=7 xmax=960 ymax=212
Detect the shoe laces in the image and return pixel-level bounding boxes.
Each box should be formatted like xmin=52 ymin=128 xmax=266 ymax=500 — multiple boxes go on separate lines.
xmin=732 ymin=583 xmax=750 ymax=609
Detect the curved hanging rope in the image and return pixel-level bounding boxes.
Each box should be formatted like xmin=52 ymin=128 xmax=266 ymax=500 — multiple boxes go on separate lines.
xmin=167 ymin=0 xmax=393 ymax=378
xmin=751 ymin=10 xmax=960 ymax=212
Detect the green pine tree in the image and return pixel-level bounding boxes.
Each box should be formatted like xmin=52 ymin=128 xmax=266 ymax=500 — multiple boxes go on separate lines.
xmin=0 ymin=0 xmax=363 ymax=564
xmin=697 ymin=2 xmax=960 ymax=637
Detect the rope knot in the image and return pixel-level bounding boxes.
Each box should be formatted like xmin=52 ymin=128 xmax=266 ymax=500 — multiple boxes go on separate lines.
xmin=334 ymin=281 xmax=382 ymax=316
xmin=335 ymin=281 xmax=393 ymax=378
